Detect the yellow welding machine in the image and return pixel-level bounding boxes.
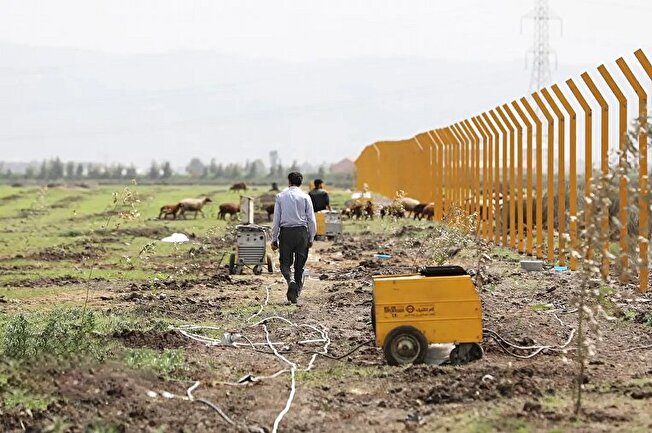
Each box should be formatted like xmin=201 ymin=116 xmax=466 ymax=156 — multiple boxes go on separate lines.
xmin=371 ymin=266 xmax=483 ymax=366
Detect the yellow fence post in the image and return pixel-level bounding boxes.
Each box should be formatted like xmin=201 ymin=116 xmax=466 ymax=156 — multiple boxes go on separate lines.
xmin=483 ymin=112 xmax=501 ymax=245
xmin=471 ymin=116 xmax=489 ymax=240
xmin=582 ymin=72 xmax=611 ymax=279
xmin=460 ymin=121 xmax=474 ymax=216
xmin=457 ymin=122 xmax=469 ymax=213
xmin=452 ymin=123 xmax=468 ymax=214
xmin=598 ymin=64 xmax=629 ymax=280
xmin=503 ymin=104 xmax=524 ymax=252
xmin=532 ymin=92 xmax=556 ymax=263
xmin=619 ymin=52 xmax=649 ymax=293
xmin=542 ymin=88 xmax=566 ymax=266
xmin=511 ymin=100 xmax=534 ymax=255
xmin=430 ymin=130 xmax=445 ymax=220
xmin=464 ymin=119 xmax=481 ymax=226
xmin=478 ymin=113 xmax=499 ymax=244
xmin=520 ymin=98 xmax=544 ymax=259
xmin=552 ymin=84 xmax=579 ymax=271
xmin=567 ymin=79 xmax=593 ymax=263
xmin=499 ymin=105 xmax=519 ymax=250
xmin=489 ymin=109 xmax=508 ymax=246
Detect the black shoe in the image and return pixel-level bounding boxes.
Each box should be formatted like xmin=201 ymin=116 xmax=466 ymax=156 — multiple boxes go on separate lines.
xmin=287 ymin=281 xmax=299 ymax=304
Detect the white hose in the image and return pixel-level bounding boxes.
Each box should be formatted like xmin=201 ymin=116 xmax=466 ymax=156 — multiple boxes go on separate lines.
xmin=264 ymin=324 xmax=297 ymax=433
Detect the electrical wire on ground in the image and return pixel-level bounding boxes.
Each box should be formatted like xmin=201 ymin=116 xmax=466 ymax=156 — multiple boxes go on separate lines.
xmin=483 ymin=313 xmax=576 ymax=359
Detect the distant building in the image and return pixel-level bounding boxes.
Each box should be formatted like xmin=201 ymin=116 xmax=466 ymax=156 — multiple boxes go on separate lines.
xmin=330 ymin=158 xmax=354 ymax=175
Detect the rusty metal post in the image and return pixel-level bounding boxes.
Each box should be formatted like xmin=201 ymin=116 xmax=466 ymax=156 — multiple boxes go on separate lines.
xmin=482 ymin=112 xmax=500 ymax=244
xmin=599 ymin=64 xmax=629 ymax=280
xmin=552 ymin=84 xmax=579 ymax=271
xmin=511 ymin=100 xmax=534 ymax=254
xmin=542 ymin=88 xmax=566 ymax=266
xmin=582 ymin=72 xmax=610 ymax=279
xmin=532 ymin=92 xmax=556 ymax=263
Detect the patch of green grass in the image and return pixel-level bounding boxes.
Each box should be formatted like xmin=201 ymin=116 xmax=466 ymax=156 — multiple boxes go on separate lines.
xmin=597 ymin=285 xmax=620 ymax=317
xmin=542 ymin=394 xmax=566 ymax=408
xmin=123 ymin=348 xmax=185 ymax=376
xmin=3 ymin=388 xmax=52 ymax=411
xmin=0 ymin=286 xmax=85 ymax=300
xmin=490 ymin=246 xmax=521 ymax=261
xmin=530 ymin=303 xmax=554 ymax=312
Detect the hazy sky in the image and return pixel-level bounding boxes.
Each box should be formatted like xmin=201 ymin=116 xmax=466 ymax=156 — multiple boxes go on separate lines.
xmin=0 ymin=0 xmax=650 ymax=167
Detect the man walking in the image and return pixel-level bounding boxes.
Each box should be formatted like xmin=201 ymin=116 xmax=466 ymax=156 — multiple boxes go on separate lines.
xmin=308 ymin=178 xmax=332 ymax=212
xmin=271 ymin=172 xmax=317 ymax=304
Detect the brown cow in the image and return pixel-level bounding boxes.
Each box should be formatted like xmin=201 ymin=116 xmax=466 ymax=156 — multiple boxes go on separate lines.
xmin=413 ymin=203 xmax=432 ymax=220
xmin=218 ymin=203 xmax=240 ymax=220
xmin=230 ymin=182 xmax=247 ymax=191
xmin=421 ymin=203 xmax=435 ymax=221
xmin=264 ymin=203 xmax=275 ymax=221
xmin=158 ymin=203 xmax=183 ymax=219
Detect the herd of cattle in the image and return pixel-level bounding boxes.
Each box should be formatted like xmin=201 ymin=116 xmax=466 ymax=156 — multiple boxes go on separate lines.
xmin=158 ymin=182 xmax=436 ymax=223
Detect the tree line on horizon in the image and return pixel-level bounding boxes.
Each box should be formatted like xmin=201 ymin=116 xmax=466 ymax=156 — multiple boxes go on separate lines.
xmin=0 ymin=156 xmax=343 ymax=184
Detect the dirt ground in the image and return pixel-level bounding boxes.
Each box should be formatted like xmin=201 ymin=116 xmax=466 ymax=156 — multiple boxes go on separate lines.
xmin=2 ymin=222 xmax=651 ymax=433
xmin=0 ymin=183 xmax=650 ymax=432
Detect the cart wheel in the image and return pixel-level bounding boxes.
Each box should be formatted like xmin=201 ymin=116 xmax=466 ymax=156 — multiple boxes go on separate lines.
xmin=228 ymin=253 xmax=236 ymax=275
xmin=266 ymin=255 xmax=274 ymax=273
xmin=253 ymin=265 xmax=263 ymax=275
xmin=234 ymin=265 xmax=243 ymax=275
xmin=383 ymin=326 xmax=427 ymax=366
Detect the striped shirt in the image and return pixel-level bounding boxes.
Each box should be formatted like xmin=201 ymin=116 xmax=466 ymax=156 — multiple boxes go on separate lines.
xmin=271 ymin=186 xmax=317 ymax=242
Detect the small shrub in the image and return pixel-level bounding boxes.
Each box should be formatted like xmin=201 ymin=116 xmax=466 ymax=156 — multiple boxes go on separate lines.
xmin=2 ymin=309 xmax=107 ymax=361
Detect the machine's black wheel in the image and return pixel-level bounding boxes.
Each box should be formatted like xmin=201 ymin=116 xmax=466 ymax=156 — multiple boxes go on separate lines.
xmin=253 ymin=265 xmax=263 ymax=275
xmin=449 ymin=343 xmax=484 ymax=365
xmin=468 ymin=343 xmax=484 ymax=362
xmin=383 ymin=326 xmax=428 ymax=366
xmin=266 ymin=255 xmax=274 ymax=273
xmin=228 ymin=253 xmax=236 ymax=275
xmin=449 ymin=346 xmax=462 ymax=365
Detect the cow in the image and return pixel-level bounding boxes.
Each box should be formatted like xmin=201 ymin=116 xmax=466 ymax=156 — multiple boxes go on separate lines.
xmin=178 ymin=196 xmax=212 ymax=219
xmin=218 ymin=203 xmax=240 ymax=220
xmin=158 ymin=203 xmax=183 ymax=220
xmin=264 ymin=203 xmax=275 ymax=221
xmin=230 ymin=182 xmax=248 ymax=191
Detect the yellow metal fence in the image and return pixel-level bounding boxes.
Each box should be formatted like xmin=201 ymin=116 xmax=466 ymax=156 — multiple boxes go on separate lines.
xmin=354 ymin=49 xmax=652 ymax=292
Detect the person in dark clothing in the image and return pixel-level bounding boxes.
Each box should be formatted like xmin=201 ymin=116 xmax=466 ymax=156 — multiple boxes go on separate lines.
xmin=308 ymin=179 xmax=331 ymax=212
xmin=271 ymin=172 xmax=317 ymax=304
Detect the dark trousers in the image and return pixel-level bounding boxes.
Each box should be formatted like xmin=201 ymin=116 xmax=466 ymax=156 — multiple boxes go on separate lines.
xmin=279 ymin=226 xmax=309 ymax=288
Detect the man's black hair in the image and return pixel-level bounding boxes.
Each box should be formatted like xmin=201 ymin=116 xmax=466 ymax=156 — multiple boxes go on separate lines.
xmin=314 ymin=179 xmax=323 ymax=188
xmin=288 ymin=172 xmax=303 ymax=186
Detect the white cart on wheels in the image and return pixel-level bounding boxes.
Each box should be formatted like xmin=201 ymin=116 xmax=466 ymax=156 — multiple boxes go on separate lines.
xmin=228 ymin=196 xmax=274 ymax=275
xmin=228 ymin=224 xmax=274 ymax=275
